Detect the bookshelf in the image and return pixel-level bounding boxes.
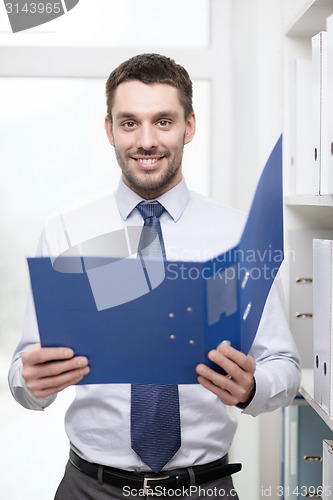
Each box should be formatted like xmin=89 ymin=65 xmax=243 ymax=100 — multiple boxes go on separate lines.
xmin=283 ymin=1 xmax=333 ymax=496
xmin=283 ymin=0 xmax=333 ymax=365
xmin=300 ymin=369 xmax=333 ymax=433
xmin=284 ymin=0 xmax=333 ymax=37
xmin=285 ymin=195 xmax=333 ymax=207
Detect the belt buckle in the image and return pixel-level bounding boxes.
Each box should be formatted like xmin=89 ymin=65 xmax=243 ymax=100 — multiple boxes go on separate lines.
xmin=143 ymin=475 xmax=170 ymax=496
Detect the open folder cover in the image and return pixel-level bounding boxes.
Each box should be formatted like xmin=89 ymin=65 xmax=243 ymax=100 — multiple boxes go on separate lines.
xmin=28 ymin=135 xmax=283 ymax=384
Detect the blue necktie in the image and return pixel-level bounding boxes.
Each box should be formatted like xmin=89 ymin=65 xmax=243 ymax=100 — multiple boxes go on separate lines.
xmin=131 ymin=202 xmax=181 ymax=473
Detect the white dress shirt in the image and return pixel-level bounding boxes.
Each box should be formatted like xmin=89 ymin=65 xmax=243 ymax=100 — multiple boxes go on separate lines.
xmin=8 ymin=178 xmax=301 ymax=471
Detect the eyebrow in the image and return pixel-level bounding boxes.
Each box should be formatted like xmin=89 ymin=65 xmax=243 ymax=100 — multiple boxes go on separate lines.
xmin=114 ymin=110 xmax=181 ymax=121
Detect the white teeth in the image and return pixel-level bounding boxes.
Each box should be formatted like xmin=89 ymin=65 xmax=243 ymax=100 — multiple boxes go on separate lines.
xmin=139 ymin=158 xmax=159 ymax=165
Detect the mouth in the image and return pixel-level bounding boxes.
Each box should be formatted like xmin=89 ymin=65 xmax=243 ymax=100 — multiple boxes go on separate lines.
xmin=131 ymin=155 xmax=165 ymax=170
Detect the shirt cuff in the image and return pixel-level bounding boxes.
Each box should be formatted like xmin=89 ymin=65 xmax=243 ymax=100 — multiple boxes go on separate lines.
xmin=238 ymin=367 xmax=272 ymax=416
xmin=236 ymin=378 xmax=256 ymax=410
xmin=9 ymin=357 xmax=56 ymax=411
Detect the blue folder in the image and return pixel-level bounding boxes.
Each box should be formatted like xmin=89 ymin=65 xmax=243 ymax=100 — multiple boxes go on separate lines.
xmin=28 ymin=135 xmax=283 ymax=384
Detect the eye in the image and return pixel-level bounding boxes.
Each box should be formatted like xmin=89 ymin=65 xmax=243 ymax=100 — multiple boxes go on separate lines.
xmin=157 ymin=119 xmax=172 ymax=128
xmin=122 ymin=121 xmax=137 ymax=129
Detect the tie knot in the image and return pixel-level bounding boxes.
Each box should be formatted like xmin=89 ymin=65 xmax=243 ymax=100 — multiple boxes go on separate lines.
xmin=136 ymin=202 xmax=164 ymax=220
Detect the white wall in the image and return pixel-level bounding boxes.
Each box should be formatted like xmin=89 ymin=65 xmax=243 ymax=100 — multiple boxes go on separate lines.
xmin=231 ymin=0 xmax=283 ymax=213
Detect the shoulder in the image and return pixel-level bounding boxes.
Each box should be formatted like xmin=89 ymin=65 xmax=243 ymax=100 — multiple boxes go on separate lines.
xmin=45 ymin=189 xmax=117 ymax=224
xmin=42 ymin=189 xmax=120 ymax=254
xmin=57 ymin=189 xmax=117 ymax=217
xmin=187 ymin=190 xmax=247 ymax=225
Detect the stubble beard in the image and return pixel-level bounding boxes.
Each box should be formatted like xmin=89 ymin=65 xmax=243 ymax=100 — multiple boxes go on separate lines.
xmin=115 ymin=147 xmax=184 ymax=198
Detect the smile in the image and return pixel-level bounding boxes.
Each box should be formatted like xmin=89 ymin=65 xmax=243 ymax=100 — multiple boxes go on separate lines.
xmin=132 ymin=156 xmax=164 ymax=169
xmin=137 ymin=157 xmax=160 ymax=165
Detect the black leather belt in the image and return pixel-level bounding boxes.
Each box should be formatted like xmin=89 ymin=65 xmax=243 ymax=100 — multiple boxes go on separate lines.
xmin=69 ymin=450 xmax=241 ymax=494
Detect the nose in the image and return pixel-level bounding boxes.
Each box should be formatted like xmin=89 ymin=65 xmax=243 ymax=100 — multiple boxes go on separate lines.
xmin=137 ymin=123 xmax=158 ymax=150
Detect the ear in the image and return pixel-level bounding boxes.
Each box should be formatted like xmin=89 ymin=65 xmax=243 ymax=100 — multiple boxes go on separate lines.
xmin=105 ymin=115 xmax=115 ymax=146
xmin=184 ymin=113 xmax=196 ymax=145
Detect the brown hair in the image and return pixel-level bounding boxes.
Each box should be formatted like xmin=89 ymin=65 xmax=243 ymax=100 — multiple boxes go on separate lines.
xmin=105 ymin=53 xmax=193 ymax=120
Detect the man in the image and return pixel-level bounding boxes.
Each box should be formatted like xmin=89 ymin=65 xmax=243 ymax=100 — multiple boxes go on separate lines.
xmin=8 ymin=53 xmax=301 ymax=499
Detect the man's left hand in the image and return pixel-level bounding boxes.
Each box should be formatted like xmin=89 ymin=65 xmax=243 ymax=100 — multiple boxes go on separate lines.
xmin=196 ymin=343 xmax=256 ymax=407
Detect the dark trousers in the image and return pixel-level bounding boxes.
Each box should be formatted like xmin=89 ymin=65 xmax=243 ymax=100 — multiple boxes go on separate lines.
xmin=54 ymin=461 xmax=240 ymax=500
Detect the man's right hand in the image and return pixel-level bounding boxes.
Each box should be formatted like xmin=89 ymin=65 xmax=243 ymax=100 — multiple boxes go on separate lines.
xmin=22 ymin=344 xmax=90 ymax=398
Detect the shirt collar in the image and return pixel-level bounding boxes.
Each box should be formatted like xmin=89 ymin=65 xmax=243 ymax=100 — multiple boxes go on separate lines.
xmin=115 ymin=177 xmax=190 ymax=222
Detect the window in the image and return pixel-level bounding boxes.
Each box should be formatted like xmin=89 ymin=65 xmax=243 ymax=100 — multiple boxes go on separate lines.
xmin=0 ymin=0 xmax=210 ymax=47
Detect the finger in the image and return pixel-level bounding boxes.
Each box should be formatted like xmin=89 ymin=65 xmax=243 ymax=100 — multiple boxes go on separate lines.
xmin=196 ymin=363 xmax=234 ymax=391
xmin=22 ymin=346 xmax=75 ymax=366
xmin=25 ymin=366 xmax=90 ymax=398
xmin=196 ymin=362 xmax=254 ymax=405
xmin=208 ymin=349 xmax=243 ymax=380
xmin=209 ymin=347 xmax=255 ymax=379
xmin=208 ymin=350 xmax=255 ymax=399
xmin=216 ymin=343 xmax=254 ymax=371
xmin=197 ymin=375 xmax=238 ymax=406
xmin=23 ymin=355 xmax=89 ymax=381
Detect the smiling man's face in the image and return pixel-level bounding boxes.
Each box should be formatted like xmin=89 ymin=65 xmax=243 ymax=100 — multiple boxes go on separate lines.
xmin=105 ymin=80 xmax=195 ymax=199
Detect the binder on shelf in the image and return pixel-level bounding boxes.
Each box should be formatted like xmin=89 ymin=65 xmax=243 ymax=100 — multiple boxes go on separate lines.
xmin=28 ymin=137 xmax=284 ymax=385
xmin=313 ymin=238 xmax=333 ymax=415
xmin=288 ymin=59 xmax=313 ymax=195
xmin=289 ymin=229 xmax=333 ymax=368
xmin=312 ymin=31 xmax=330 ymax=195
xmin=323 ymin=440 xmax=333 ymax=500
xmin=283 ymin=406 xmax=333 ymax=498
xmin=326 ymin=15 xmax=333 ymax=195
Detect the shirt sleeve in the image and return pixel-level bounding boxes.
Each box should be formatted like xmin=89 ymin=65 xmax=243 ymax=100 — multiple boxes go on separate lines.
xmin=241 ymin=277 xmax=302 ymax=416
xmin=8 ymin=224 xmax=59 ymax=411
